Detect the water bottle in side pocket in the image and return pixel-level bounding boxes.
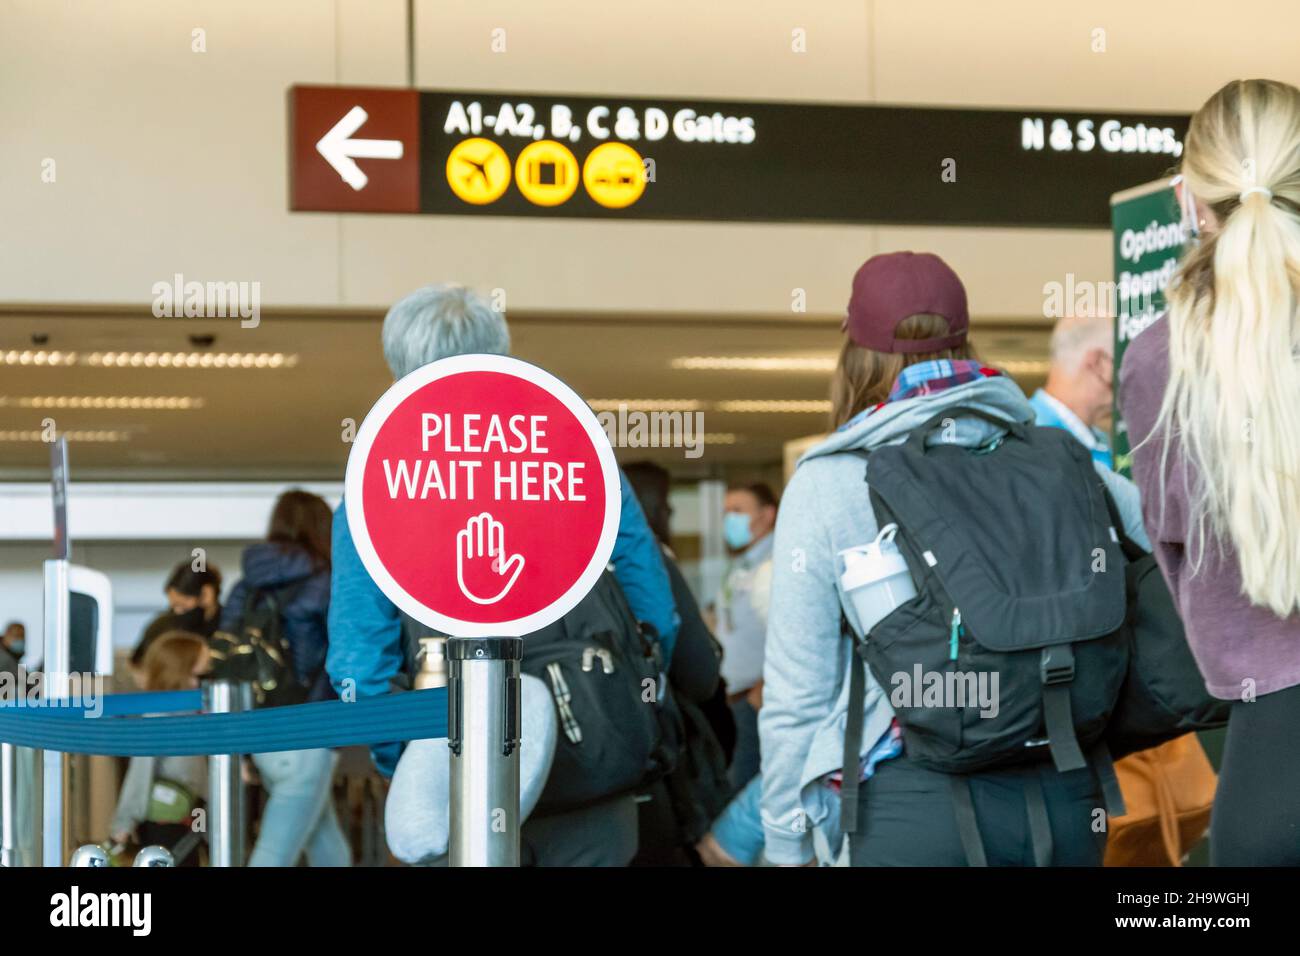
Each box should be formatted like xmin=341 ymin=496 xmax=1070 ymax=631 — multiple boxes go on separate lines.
xmin=838 ymin=523 xmax=917 ymax=636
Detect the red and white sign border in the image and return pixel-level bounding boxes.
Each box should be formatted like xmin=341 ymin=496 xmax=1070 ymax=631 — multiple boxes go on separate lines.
xmin=344 ymin=353 xmax=621 ymax=637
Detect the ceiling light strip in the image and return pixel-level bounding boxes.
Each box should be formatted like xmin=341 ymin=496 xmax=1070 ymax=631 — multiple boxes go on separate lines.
xmin=0 ymin=430 xmax=130 ymax=443
xmin=0 ymin=350 xmax=298 ymax=369
xmin=716 ymin=400 xmax=832 ymax=413
xmin=84 ymin=351 xmax=298 ymax=369
xmin=588 ymin=398 xmax=831 ymax=414
xmin=0 ymin=396 xmax=204 ymax=410
xmin=0 ymin=350 xmax=79 ymax=367
xmin=587 ymin=399 xmax=705 ymax=412
xmin=671 ymin=356 xmax=837 ymax=372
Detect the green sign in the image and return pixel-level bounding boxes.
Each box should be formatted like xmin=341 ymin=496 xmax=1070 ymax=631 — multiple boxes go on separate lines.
xmin=1109 ymin=178 xmax=1187 ymax=476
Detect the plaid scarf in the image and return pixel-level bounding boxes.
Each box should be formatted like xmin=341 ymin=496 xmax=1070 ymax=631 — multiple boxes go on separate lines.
xmin=837 ymin=359 xmax=1004 ymax=432
xmin=888 ymin=359 xmax=1003 ymax=402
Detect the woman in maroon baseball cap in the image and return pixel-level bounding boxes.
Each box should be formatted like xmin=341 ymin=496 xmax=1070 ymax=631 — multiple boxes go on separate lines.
xmin=756 ymin=251 xmax=1152 ymax=867
xmin=830 ymin=251 xmax=979 ymax=426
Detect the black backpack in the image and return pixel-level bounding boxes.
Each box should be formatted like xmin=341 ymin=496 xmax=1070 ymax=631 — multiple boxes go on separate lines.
xmin=1102 ymin=506 xmax=1231 ymax=758
xmin=208 ymin=583 xmax=310 ymax=709
xmin=658 ymin=689 xmax=732 ymax=846
xmin=399 ymin=570 xmax=671 ymax=815
xmin=840 ymin=407 xmax=1132 ymax=862
xmin=522 ymin=571 xmax=673 ymax=815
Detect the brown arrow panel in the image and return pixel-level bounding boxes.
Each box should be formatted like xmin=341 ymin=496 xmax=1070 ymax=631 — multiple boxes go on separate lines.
xmin=289 ymin=85 xmax=420 ymax=213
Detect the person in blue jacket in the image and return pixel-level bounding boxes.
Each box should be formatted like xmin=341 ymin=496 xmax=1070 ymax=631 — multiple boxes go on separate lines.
xmin=327 ymin=283 xmax=679 ymax=865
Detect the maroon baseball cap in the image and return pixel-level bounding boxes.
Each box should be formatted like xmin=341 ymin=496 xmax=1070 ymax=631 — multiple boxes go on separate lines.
xmin=843 ymin=251 xmax=970 ymax=354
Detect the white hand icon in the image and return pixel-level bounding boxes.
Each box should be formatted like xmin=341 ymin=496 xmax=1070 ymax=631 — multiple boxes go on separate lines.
xmin=456 ymin=512 xmax=525 ymax=605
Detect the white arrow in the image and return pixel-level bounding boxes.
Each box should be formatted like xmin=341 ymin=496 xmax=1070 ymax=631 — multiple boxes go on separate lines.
xmin=315 ymin=105 xmax=404 ymax=192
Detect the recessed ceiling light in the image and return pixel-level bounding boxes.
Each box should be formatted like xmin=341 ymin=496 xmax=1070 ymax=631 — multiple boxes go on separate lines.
xmin=0 ymin=350 xmax=78 ymax=367
xmin=0 ymin=350 xmax=298 ymax=369
xmin=82 ymin=351 xmax=298 ymax=369
xmin=0 ymin=430 xmax=130 ymax=442
xmin=587 ymin=399 xmax=828 ymax=414
xmin=0 ymin=395 xmax=205 ymax=410
xmin=671 ymin=356 xmax=837 ymax=372
xmin=715 ymin=400 xmax=832 ymax=413
xmin=586 ymin=399 xmax=705 ymax=412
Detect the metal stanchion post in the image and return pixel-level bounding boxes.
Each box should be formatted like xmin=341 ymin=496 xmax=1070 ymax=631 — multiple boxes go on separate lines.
xmin=5 ymin=745 xmax=43 ymax=866
xmin=0 ymin=743 xmax=19 ymax=867
xmin=447 ymin=636 xmax=522 ymax=867
xmin=204 ymin=679 xmax=252 ymax=867
xmin=41 ymin=557 xmax=70 ymax=867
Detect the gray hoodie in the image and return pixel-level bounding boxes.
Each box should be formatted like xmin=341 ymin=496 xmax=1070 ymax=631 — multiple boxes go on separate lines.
xmin=757 ymin=374 xmax=1149 ymax=865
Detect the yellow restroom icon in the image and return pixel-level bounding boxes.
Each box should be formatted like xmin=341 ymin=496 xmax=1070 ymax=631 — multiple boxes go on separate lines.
xmin=582 ymin=142 xmax=647 ymax=209
xmin=514 ymin=141 xmax=580 ymax=207
xmin=446 ymin=138 xmax=511 ymax=205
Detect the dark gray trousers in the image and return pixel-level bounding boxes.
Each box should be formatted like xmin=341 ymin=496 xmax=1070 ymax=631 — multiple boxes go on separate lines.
xmin=849 ymin=755 xmax=1106 ymax=867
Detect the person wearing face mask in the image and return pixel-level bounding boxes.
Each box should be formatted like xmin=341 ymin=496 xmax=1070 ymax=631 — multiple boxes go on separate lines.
xmin=1029 ymin=314 xmax=1115 ymax=469
xmin=0 ymin=621 xmax=26 ymax=676
xmin=130 ymin=563 xmax=224 ymax=680
xmin=714 ymin=483 xmax=778 ymax=791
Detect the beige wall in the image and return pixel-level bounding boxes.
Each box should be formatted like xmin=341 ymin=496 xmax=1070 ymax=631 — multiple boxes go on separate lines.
xmin=4 ymin=0 xmax=1299 ymax=319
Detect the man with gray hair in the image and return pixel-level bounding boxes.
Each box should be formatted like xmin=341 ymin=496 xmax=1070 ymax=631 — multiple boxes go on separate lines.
xmin=1029 ymin=313 xmax=1115 ymax=469
xmin=379 ymin=283 xmax=511 ymax=379
xmin=327 ymin=283 xmax=680 ymax=865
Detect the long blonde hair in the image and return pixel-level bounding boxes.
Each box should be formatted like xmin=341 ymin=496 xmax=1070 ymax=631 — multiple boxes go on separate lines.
xmin=1156 ymin=79 xmax=1300 ymax=616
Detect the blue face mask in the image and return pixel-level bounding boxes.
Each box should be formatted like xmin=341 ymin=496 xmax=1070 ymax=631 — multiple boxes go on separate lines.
xmin=8 ymin=640 xmax=24 ymax=657
xmin=723 ymin=511 xmax=753 ymax=550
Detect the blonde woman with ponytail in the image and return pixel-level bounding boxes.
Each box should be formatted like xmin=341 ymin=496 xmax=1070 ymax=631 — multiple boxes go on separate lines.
xmin=1119 ymin=79 xmax=1300 ymax=866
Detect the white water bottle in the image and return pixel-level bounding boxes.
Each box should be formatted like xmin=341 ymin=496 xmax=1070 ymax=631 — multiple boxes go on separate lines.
xmin=838 ymin=524 xmax=917 ymax=635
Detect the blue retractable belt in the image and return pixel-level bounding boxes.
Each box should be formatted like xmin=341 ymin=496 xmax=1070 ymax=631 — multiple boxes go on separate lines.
xmin=0 ymin=688 xmax=447 ymax=756
xmin=0 ymin=689 xmax=203 ymax=719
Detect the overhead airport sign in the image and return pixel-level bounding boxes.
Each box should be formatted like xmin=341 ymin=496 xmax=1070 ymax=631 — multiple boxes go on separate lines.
xmin=288 ymin=84 xmax=1188 ymax=227
xmin=344 ymin=354 xmax=621 ymax=638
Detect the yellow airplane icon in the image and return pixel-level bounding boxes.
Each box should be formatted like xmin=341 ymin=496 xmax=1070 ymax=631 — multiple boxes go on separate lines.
xmin=446 ymin=138 xmax=511 ymax=205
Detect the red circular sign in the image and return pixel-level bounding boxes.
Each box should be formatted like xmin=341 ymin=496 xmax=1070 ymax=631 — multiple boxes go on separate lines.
xmin=345 ymin=355 xmax=620 ymax=637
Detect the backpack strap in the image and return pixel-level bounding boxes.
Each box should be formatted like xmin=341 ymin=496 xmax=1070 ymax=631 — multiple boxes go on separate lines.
xmin=838 ymin=449 xmax=873 ymax=836
xmin=1091 ymin=740 xmax=1127 ymax=817
xmin=241 ymin=583 xmax=265 ymax=620
xmin=239 ymin=577 xmax=312 ymax=628
xmin=1024 ymin=770 xmax=1054 ymax=867
xmin=839 ymin=615 xmax=867 ymax=835
xmin=1100 ymin=485 xmax=1149 ymax=562
xmin=1022 ymin=745 xmax=1124 ymax=866
xmin=953 ymin=769 xmax=1055 ymax=868
xmin=1040 ymin=644 xmax=1087 ymax=773
xmin=267 ymin=578 xmax=313 ymax=616
xmin=949 ymin=776 xmax=988 ymax=866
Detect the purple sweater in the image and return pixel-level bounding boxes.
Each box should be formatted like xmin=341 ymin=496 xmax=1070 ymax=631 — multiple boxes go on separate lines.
xmin=1119 ymin=314 xmax=1300 ymax=699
